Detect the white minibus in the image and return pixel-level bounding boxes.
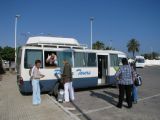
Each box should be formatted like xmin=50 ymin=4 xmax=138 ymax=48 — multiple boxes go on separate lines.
xmin=17 ymin=36 xmax=127 ymax=94
xmin=135 ymin=56 xmax=145 ymax=68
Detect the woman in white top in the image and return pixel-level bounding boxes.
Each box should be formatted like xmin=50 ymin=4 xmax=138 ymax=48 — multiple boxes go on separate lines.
xmin=30 ymin=60 xmax=45 ymax=105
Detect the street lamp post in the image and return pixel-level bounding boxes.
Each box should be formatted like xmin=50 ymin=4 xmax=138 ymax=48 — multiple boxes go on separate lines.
xmin=15 ymin=15 xmax=20 ymax=72
xmin=110 ymin=40 xmax=112 ymax=49
xmin=90 ymin=17 xmax=94 ymax=50
xmin=150 ymin=46 xmax=153 ymax=59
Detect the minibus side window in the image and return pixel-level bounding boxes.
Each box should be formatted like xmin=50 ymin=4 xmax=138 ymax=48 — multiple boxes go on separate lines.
xmin=86 ymin=53 xmax=97 ymax=67
xmin=44 ymin=51 xmax=57 ymax=68
xmin=17 ymin=48 xmax=22 ymax=64
xmin=119 ymin=57 xmax=123 ymax=66
xmin=57 ymin=52 xmax=72 ymax=67
xmin=24 ymin=49 xmax=43 ymax=68
xmin=110 ymin=54 xmax=119 ymax=67
xmin=74 ymin=52 xmax=86 ymax=67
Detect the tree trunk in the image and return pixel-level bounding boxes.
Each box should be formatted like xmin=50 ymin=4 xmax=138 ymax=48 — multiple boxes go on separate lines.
xmin=132 ymin=51 xmax=135 ymax=58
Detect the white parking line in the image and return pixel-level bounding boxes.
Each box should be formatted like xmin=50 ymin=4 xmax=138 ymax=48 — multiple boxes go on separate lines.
xmin=65 ymin=107 xmax=76 ymax=111
xmin=75 ymin=105 xmax=114 ymax=116
xmin=138 ymin=93 xmax=160 ymax=102
xmin=75 ymin=93 xmax=160 ymax=116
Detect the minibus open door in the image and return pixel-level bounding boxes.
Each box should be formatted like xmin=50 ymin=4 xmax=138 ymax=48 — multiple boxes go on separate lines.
xmin=98 ymin=55 xmax=108 ymax=85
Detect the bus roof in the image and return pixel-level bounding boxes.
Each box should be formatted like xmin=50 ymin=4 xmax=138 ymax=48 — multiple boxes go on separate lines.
xmin=26 ymin=36 xmax=80 ymax=46
xmin=23 ymin=36 xmax=126 ymax=56
xmin=22 ymin=45 xmax=126 ymax=55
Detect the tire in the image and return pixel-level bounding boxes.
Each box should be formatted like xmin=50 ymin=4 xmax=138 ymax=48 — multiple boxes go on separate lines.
xmin=53 ymin=82 xmax=60 ymax=97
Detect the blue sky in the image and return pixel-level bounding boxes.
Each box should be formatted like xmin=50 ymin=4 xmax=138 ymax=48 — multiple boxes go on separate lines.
xmin=0 ymin=0 xmax=160 ymax=54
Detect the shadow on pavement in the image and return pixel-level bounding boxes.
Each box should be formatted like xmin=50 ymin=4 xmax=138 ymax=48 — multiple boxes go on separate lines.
xmin=70 ymin=101 xmax=92 ymax=120
xmin=90 ymin=90 xmax=117 ymax=106
xmin=103 ymin=90 xmax=119 ymax=99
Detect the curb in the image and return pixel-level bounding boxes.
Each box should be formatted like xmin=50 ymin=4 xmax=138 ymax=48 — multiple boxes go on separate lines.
xmin=47 ymin=95 xmax=81 ymax=120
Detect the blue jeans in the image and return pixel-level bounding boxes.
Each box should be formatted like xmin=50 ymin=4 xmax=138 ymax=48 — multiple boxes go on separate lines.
xmin=32 ymin=80 xmax=41 ymax=105
xmin=132 ymin=85 xmax=138 ymax=102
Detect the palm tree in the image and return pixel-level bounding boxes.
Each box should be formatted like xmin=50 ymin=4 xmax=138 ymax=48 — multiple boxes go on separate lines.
xmin=105 ymin=46 xmax=115 ymax=50
xmin=127 ymin=38 xmax=140 ymax=58
xmin=92 ymin=41 xmax=105 ymax=50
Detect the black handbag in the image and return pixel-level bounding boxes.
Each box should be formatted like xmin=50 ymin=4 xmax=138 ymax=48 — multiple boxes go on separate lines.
xmin=134 ymin=74 xmax=142 ymax=86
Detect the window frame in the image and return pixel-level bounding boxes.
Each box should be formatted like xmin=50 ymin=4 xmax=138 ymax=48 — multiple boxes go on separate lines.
xmin=24 ymin=49 xmax=43 ymax=69
xmin=44 ymin=50 xmax=58 ymax=68
xmin=86 ymin=52 xmax=97 ymax=67
xmin=57 ymin=51 xmax=73 ymax=68
xmin=74 ymin=51 xmax=97 ymax=67
xmin=74 ymin=52 xmax=86 ymax=67
xmin=110 ymin=54 xmax=119 ymax=67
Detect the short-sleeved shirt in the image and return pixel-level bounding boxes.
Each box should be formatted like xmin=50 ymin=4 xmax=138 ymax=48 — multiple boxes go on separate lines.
xmin=31 ymin=66 xmax=42 ymax=79
xmin=115 ymin=65 xmax=134 ymax=85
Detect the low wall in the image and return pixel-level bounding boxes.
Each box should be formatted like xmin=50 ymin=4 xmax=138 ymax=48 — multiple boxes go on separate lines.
xmin=145 ymin=59 xmax=160 ymax=66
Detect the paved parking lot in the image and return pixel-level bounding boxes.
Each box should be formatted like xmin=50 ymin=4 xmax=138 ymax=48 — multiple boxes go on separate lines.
xmin=0 ymin=72 xmax=80 ymax=120
xmin=60 ymin=66 xmax=160 ymax=120
xmin=1 ymin=66 xmax=159 ymax=120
